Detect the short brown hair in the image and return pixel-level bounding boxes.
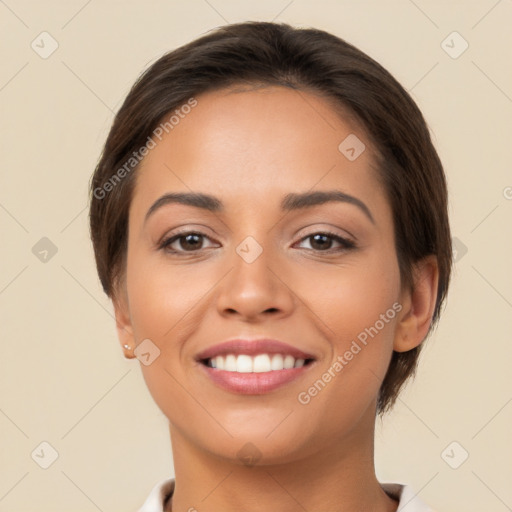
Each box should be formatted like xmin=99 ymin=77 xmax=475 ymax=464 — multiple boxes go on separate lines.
xmin=89 ymin=21 xmax=452 ymax=414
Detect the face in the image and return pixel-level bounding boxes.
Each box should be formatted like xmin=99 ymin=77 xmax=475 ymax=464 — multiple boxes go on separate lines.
xmin=117 ymin=85 xmax=409 ymax=464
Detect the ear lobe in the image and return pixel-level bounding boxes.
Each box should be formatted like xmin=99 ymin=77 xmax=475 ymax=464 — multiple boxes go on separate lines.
xmin=394 ymin=255 xmax=439 ymax=353
xmin=112 ymin=286 xmax=136 ymax=359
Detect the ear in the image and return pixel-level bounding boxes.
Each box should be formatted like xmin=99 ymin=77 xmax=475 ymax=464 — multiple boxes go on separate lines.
xmin=112 ymin=282 xmax=136 ymax=359
xmin=394 ymin=255 xmax=439 ymax=352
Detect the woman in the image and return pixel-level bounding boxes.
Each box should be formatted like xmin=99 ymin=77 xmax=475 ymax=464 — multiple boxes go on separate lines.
xmin=89 ymin=21 xmax=451 ymax=512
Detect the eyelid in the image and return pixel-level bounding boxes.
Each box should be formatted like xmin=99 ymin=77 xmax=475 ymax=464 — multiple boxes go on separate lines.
xmin=293 ymin=223 xmax=357 ymax=243
xmin=158 ymin=228 xmax=218 ymax=251
xmin=157 ymin=224 xmax=217 ymax=245
xmin=293 ymin=231 xmax=356 ymax=251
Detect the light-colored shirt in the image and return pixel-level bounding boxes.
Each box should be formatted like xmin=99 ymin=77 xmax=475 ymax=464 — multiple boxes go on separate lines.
xmin=137 ymin=478 xmax=436 ymax=511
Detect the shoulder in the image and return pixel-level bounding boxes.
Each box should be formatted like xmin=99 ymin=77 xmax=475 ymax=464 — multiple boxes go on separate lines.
xmin=381 ymin=482 xmax=437 ymax=512
xmin=136 ymin=478 xmax=175 ymax=512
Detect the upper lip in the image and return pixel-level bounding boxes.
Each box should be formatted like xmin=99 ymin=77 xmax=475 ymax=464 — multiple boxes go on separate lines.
xmin=195 ymin=338 xmax=317 ymax=361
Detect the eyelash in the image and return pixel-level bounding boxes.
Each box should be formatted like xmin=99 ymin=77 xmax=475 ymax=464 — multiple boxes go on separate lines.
xmin=158 ymin=229 xmax=356 ymax=255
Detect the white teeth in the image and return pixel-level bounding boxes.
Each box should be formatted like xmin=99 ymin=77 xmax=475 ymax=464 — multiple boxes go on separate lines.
xmin=283 ymin=355 xmax=295 ymax=369
xmin=225 ymin=354 xmax=236 ymax=372
xmin=207 ymin=353 xmax=310 ymax=373
xmin=214 ymin=355 xmax=224 ymax=370
xmin=236 ymin=354 xmax=253 ymax=373
xmin=253 ymin=354 xmax=271 ymax=373
xmin=270 ymin=354 xmax=284 ymax=370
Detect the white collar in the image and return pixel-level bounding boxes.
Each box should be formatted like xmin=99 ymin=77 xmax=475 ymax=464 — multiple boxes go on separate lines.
xmin=137 ymin=478 xmax=435 ymax=511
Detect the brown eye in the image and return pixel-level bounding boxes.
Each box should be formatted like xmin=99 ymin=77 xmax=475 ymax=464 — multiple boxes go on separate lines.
xmin=297 ymin=232 xmax=356 ymax=252
xmin=160 ymin=231 xmax=216 ymax=253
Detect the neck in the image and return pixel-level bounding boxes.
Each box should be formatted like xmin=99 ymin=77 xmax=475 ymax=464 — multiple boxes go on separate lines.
xmin=166 ymin=405 xmax=397 ymax=512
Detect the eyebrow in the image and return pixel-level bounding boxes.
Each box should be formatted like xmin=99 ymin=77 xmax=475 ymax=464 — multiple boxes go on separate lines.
xmin=144 ymin=190 xmax=375 ymax=225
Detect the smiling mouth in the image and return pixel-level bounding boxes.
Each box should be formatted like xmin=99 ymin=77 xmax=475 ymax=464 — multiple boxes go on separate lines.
xmin=200 ymin=353 xmax=315 ymax=373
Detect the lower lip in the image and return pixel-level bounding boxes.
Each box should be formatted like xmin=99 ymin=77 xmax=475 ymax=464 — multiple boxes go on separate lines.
xmin=199 ymin=363 xmax=313 ymax=394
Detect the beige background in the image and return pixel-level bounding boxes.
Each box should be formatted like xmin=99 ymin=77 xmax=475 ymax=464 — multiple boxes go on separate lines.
xmin=1 ymin=1 xmax=511 ymax=511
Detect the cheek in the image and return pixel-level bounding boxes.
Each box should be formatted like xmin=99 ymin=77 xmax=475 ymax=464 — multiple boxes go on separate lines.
xmin=125 ymin=251 xmax=208 ymax=340
xmin=293 ymin=278 xmax=399 ymax=441
xmin=299 ymin=251 xmax=401 ymax=396
xmin=306 ymin=251 xmax=400 ymax=338
xmin=124 ymin=251 xmax=217 ymax=403
xmin=124 ymin=252 xmax=199 ymax=421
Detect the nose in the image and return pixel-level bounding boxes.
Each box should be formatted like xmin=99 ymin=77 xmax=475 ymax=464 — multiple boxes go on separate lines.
xmin=215 ymin=239 xmax=295 ymax=322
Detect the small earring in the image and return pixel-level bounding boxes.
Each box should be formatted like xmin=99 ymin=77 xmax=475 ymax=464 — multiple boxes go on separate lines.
xmin=123 ymin=344 xmax=131 ymax=350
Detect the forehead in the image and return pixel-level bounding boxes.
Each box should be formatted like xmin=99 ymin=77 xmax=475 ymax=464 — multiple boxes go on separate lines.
xmin=130 ymin=85 xmax=388 ymax=221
